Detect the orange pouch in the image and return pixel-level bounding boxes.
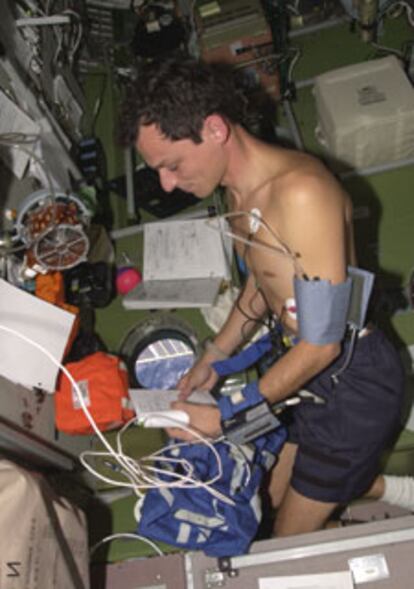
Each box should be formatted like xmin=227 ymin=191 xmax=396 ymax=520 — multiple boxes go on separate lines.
xmin=55 ymin=352 xmax=134 ymax=434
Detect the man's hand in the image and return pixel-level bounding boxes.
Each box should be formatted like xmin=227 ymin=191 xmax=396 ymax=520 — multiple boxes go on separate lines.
xmin=166 ymin=401 xmax=222 ymax=441
xmin=177 ymin=361 xmax=219 ymax=401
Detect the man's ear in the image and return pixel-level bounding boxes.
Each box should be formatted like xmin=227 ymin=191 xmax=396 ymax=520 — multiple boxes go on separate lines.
xmin=202 ymin=114 xmax=230 ymax=144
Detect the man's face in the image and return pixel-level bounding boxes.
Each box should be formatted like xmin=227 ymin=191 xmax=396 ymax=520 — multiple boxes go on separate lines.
xmin=136 ymin=122 xmax=227 ymax=198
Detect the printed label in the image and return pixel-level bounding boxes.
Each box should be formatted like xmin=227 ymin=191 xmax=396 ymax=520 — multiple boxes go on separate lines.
xmin=357 ymin=85 xmax=386 ymax=106
xmin=71 ymin=380 xmax=90 ymax=409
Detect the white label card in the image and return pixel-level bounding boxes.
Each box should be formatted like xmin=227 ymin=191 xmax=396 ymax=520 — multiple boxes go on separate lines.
xmin=72 ymin=380 xmax=91 ymax=410
xmin=348 ymin=554 xmax=390 ymax=584
xmin=259 ymin=570 xmax=354 ymax=589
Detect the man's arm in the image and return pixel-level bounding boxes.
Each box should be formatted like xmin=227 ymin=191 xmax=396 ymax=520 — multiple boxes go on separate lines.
xmin=177 ymin=273 xmax=268 ymax=398
xmin=258 ymin=338 xmax=340 ymax=403
xmin=255 ymin=170 xmax=350 ymax=403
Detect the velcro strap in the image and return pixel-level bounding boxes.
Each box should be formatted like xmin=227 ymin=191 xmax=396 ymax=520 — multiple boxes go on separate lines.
xmin=212 ymin=333 xmax=273 ymax=378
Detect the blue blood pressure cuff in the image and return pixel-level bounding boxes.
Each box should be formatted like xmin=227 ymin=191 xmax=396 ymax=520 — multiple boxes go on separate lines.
xmin=294 ymin=266 xmax=374 ymax=345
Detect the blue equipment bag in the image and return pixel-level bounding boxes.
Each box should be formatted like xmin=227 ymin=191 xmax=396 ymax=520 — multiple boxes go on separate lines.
xmin=138 ymin=330 xmax=287 ymax=556
xmin=137 ymin=427 xmax=286 ymax=556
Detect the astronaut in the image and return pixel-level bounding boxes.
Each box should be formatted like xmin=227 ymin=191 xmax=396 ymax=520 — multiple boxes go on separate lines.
xmin=119 ymin=57 xmax=407 ymax=536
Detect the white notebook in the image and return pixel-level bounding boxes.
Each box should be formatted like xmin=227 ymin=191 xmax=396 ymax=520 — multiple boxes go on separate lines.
xmin=129 ymin=388 xmax=216 ymax=415
xmin=123 ymin=217 xmax=232 ymax=310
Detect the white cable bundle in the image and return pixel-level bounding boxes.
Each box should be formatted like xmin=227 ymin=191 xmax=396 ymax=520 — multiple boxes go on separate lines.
xmin=0 ymin=324 xmax=237 ymax=555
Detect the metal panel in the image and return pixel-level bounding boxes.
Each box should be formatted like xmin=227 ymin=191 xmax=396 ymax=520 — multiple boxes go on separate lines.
xmin=91 ymin=552 xmax=187 ymax=589
xmin=0 ymin=375 xmax=92 ymax=470
xmin=187 ymin=515 xmax=414 ymax=589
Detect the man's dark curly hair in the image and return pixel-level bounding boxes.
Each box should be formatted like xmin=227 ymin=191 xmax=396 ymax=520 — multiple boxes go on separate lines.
xmin=118 ymin=57 xmax=248 ymax=146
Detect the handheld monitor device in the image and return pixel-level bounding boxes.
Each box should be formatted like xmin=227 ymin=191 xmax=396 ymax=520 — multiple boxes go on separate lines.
xmin=220 ymin=390 xmax=325 ymax=445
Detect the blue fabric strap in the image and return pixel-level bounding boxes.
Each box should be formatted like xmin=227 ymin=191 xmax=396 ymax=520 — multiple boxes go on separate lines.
xmin=212 ymin=333 xmax=273 ymax=378
xmin=218 ymin=381 xmax=264 ymax=421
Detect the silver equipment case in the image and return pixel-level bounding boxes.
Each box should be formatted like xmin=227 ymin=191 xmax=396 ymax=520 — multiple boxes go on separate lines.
xmin=97 ymin=507 xmax=414 ymax=588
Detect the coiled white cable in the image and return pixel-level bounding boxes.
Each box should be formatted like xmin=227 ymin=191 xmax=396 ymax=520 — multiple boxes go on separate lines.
xmin=90 ymin=532 xmax=163 ymax=557
xmin=0 ymin=324 xmax=235 ymax=507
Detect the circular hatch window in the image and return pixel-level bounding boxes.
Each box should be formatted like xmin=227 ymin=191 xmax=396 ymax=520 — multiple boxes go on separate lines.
xmin=120 ymin=314 xmax=200 ymax=389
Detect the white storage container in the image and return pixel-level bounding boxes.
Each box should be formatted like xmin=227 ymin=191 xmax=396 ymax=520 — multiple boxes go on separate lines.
xmin=314 ymin=56 xmax=414 ymax=169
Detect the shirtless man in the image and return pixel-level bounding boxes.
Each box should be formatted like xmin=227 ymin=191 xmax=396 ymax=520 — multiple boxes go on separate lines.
xmin=119 ymin=57 xmax=406 ymax=536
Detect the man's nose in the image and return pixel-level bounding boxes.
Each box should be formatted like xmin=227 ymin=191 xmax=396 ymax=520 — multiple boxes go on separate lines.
xmin=159 ymin=168 xmax=177 ymax=192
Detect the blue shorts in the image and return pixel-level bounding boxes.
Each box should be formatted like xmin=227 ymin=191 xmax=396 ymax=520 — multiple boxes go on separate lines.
xmin=287 ymin=328 xmax=405 ymax=504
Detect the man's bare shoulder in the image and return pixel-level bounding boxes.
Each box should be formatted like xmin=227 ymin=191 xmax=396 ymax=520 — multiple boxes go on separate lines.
xmin=236 ymin=143 xmax=353 ymax=286
xmin=253 ymin=149 xmax=351 ymax=261
xmin=262 ymin=149 xmax=348 ymax=215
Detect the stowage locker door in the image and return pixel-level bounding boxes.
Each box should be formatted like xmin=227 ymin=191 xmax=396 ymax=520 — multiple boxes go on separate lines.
xmin=186 ymin=515 xmax=414 ymax=589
